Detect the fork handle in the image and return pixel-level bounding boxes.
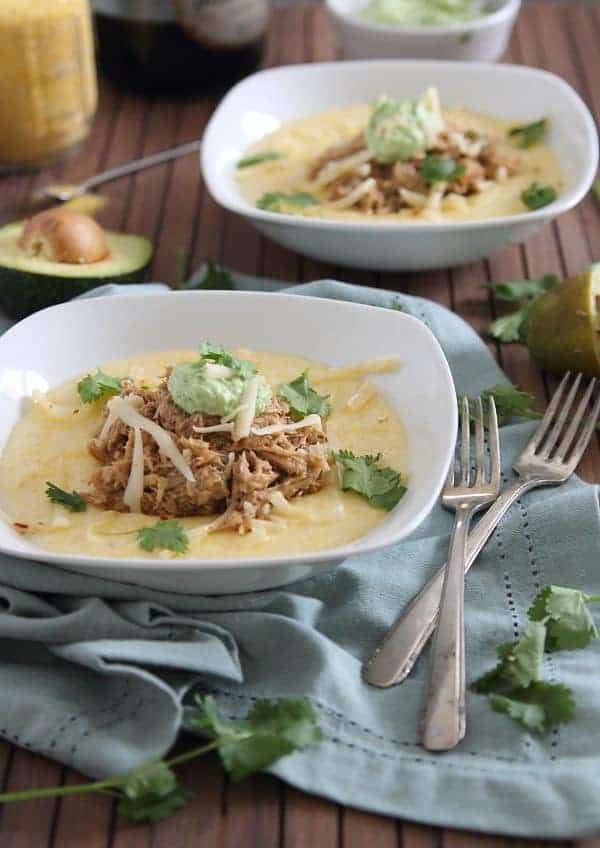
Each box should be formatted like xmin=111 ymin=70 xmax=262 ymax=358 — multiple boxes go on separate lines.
xmin=83 ymin=140 xmax=203 ymax=192
xmin=422 ymin=505 xmax=469 ymax=750
xmin=362 ymin=478 xmax=535 ymax=688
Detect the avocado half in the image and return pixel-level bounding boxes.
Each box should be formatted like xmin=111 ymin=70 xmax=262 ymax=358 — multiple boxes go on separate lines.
xmin=525 ymin=264 xmax=600 ymax=377
xmin=0 ymin=219 xmax=153 ymax=319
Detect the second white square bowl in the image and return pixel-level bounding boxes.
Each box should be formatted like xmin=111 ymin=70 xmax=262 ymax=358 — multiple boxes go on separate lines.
xmin=201 ymin=60 xmax=598 ymax=271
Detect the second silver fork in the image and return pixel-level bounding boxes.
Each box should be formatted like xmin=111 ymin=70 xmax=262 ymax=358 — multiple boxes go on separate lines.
xmin=422 ymin=396 xmax=500 ymax=751
xmin=363 ymin=372 xmax=600 ymax=689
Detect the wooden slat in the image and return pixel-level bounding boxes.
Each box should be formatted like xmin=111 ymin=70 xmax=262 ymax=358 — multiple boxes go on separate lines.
xmin=402 ymin=822 xmax=441 ymax=848
xmin=0 ymin=749 xmax=62 ymax=847
xmin=342 ymin=807 xmax=398 ymax=847
xmin=222 ymin=774 xmax=282 ymax=848
xmin=283 ymin=788 xmax=339 ymax=848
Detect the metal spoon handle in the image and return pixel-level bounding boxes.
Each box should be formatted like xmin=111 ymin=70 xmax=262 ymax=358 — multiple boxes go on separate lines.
xmin=362 ymin=478 xmax=534 ymax=688
xmin=83 ymin=139 xmax=203 ymax=192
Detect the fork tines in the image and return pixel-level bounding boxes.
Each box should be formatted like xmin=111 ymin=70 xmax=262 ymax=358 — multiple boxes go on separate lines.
xmin=524 ymin=373 xmax=600 ymax=467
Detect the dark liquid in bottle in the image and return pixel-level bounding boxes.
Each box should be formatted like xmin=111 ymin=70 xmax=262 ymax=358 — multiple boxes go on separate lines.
xmin=94 ymin=13 xmax=264 ymax=95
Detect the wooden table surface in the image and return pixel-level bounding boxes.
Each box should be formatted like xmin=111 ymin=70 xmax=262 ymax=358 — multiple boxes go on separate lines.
xmin=1 ymin=2 xmax=600 ymax=846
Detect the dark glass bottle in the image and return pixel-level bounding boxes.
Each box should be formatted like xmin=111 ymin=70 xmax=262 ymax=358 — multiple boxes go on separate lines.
xmin=92 ymin=0 xmax=268 ymax=94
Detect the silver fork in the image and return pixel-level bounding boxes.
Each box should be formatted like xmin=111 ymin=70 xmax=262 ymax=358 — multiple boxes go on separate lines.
xmin=363 ymin=372 xmax=600 ymax=689
xmin=422 ymin=396 xmax=500 ymax=751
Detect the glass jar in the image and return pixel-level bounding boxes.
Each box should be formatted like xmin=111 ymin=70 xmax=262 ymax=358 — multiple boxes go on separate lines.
xmin=92 ymin=0 xmax=269 ymax=94
xmin=0 ymin=0 xmax=98 ymax=172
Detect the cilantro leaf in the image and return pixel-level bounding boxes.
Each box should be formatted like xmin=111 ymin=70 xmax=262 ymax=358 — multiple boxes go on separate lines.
xmin=189 ymin=695 xmax=323 ymax=782
xmin=488 ymin=307 xmax=531 ymax=343
xmin=489 ymin=682 xmax=574 ymax=733
xmin=528 ymin=585 xmax=600 ymax=651
xmin=78 ymin=370 xmax=123 ymax=404
xmin=257 ymin=192 xmax=319 ymax=212
xmin=487 ymin=275 xmax=557 ymax=343
xmin=488 ymin=274 xmax=558 ymax=302
xmin=193 ymin=260 xmax=234 ymax=291
xmin=522 ymin=182 xmax=557 ymax=210
xmin=117 ymin=761 xmax=191 ymax=823
xmin=333 ymin=450 xmax=406 ymax=511
xmin=473 ymin=620 xmax=546 ymax=694
xmin=199 ymin=341 xmax=256 ymax=379
xmin=277 ymin=371 xmax=332 ymax=421
xmin=237 ymin=151 xmax=283 ymax=169
xmin=478 ymin=384 xmax=541 ymax=427
xmin=420 ymin=155 xmax=466 ymax=185
xmin=137 ymin=520 xmax=189 ymax=554
xmin=593 ymin=179 xmax=600 ymax=206
xmin=508 ymin=118 xmax=548 ymax=148
xmin=45 ymin=482 xmax=87 ymax=513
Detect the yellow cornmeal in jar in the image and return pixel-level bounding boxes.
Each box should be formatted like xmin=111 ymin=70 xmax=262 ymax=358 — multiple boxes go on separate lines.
xmin=0 ymin=0 xmax=97 ymax=169
xmin=0 ymin=348 xmax=408 ymax=561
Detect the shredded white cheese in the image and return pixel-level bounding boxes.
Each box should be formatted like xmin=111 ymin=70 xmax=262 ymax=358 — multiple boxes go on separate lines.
xmin=346 ymin=381 xmax=376 ymax=411
xmin=232 ymin=376 xmax=260 ymax=441
xmin=104 ymin=395 xmax=195 ymax=483
xmin=251 ymin=414 xmax=322 ymax=436
xmin=123 ymin=426 xmax=144 ymax=513
xmin=399 ymin=188 xmax=429 ymax=209
xmin=312 ymin=149 xmax=372 ymax=188
xmin=204 ymin=363 xmax=233 ymax=379
xmin=193 ymin=422 xmax=235 ymax=434
xmin=313 ymin=357 xmax=400 ymax=381
xmin=329 ymin=178 xmax=376 ymax=210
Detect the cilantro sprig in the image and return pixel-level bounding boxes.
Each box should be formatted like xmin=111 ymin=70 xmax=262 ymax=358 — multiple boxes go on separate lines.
xmin=257 ymin=192 xmax=318 ymax=212
xmin=487 ymin=274 xmax=558 ymax=343
xmin=420 ymin=155 xmax=465 ymax=185
xmin=137 ymin=519 xmax=189 ymax=554
xmin=522 ymin=181 xmax=557 ymax=210
xmin=277 ymin=371 xmax=331 ymax=421
xmin=45 ymin=482 xmax=87 ymax=513
xmin=473 ymin=585 xmax=600 ymax=733
xmin=470 ymin=384 xmax=541 ymax=428
xmin=199 ymin=341 xmax=257 ymax=380
xmin=237 ymin=151 xmax=283 ymax=169
xmin=508 ymin=118 xmax=548 ymax=148
xmin=78 ymin=370 xmax=123 ymax=404
xmin=191 ymin=260 xmax=234 ymax=291
xmin=334 ymin=450 xmax=406 ymax=511
xmin=0 ymin=695 xmax=321 ymax=823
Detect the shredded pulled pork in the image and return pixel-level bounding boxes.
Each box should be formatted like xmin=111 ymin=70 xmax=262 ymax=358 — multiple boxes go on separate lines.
xmin=309 ymin=126 xmax=519 ymax=215
xmin=84 ymin=378 xmax=330 ymax=534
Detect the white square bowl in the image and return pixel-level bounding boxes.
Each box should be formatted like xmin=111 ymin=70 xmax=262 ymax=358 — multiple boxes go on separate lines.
xmin=0 ymin=291 xmax=457 ymax=594
xmin=201 ymin=60 xmax=598 ymax=271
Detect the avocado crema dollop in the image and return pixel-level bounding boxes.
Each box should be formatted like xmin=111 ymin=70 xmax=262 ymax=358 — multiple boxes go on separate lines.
xmin=364 ymin=88 xmax=445 ymax=164
xmin=167 ymin=343 xmax=272 ymax=417
xmin=361 ymin=0 xmax=484 ymax=27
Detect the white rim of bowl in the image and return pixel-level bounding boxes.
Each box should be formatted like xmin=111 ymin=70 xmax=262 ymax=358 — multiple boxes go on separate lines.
xmin=201 ymin=59 xmax=598 ymax=235
xmin=325 ymin=0 xmax=521 ymax=35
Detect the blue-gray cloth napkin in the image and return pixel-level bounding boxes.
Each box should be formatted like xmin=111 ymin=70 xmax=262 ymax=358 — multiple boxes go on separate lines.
xmin=0 ymin=277 xmax=599 ymax=839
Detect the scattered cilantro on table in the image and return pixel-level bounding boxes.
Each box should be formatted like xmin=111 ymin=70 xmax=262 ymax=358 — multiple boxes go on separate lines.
xmin=487 ymin=274 xmax=558 ymax=343
xmin=508 ymin=118 xmax=548 ymax=148
xmin=473 ymin=585 xmax=600 ymax=732
xmin=333 ymin=450 xmax=406 ymax=511
xmin=193 ymin=259 xmax=235 ymax=290
xmin=522 ymin=181 xmax=557 ymax=210
xmin=0 ymin=695 xmax=322 ymax=823
xmin=593 ymin=179 xmax=600 ymax=206
xmin=420 ymin=155 xmax=465 ymax=185
xmin=77 ymin=369 xmax=123 ymax=404
xmin=137 ymin=519 xmax=189 ymax=554
xmin=277 ymin=371 xmax=331 ymax=421
xmin=45 ymin=482 xmax=87 ymax=513
xmin=469 ymin=384 xmax=541 ymax=428
xmin=237 ymin=151 xmax=283 ymax=169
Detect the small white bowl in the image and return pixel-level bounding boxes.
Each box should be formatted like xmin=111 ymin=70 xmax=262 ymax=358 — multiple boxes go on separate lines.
xmin=326 ymin=0 xmax=521 ymax=62
xmin=0 ymin=291 xmax=457 ymax=594
xmin=201 ymin=60 xmax=598 ymax=271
